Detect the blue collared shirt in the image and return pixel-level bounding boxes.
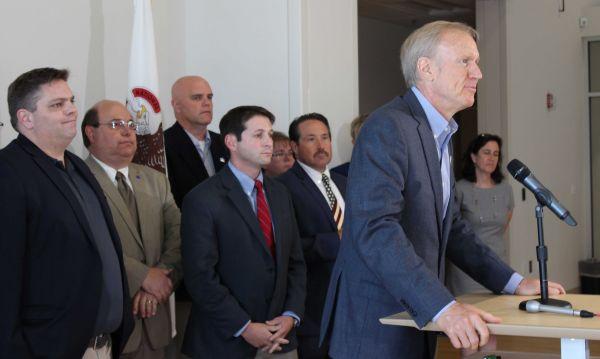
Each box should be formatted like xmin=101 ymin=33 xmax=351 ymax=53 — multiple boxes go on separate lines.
xmin=411 ymin=87 xmax=523 ymax=321
xmin=412 ymin=86 xmax=458 ymax=219
xmin=227 ymin=162 xmax=301 ymax=336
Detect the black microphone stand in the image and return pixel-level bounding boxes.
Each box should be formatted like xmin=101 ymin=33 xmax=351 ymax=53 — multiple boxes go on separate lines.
xmin=519 ymin=202 xmax=572 ymax=311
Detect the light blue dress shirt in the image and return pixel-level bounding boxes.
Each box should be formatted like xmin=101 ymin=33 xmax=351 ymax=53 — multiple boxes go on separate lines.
xmin=410 ymin=87 xmax=523 ymax=322
xmin=227 ymin=162 xmax=300 ymax=336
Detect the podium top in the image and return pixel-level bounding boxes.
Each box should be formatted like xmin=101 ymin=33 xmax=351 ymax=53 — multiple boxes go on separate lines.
xmin=380 ymin=294 xmax=600 ymax=340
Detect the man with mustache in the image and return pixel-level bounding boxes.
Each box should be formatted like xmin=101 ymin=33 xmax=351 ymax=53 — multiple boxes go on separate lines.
xmin=320 ymin=21 xmax=565 ymax=359
xmin=83 ymin=100 xmax=182 ymax=359
xmin=278 ymin=113 xmax=346 ymax=358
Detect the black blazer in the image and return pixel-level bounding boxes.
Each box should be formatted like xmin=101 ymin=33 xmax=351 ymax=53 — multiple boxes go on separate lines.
xmin=164 ymin=122 xmax=229 ymax=208
xmin=277 ymin=162 xmax=347 ymax=337
xmin=0 ymin=135 xmax=133 ymax=359
xmin=181 ymin=165 xmax=306 ymax=359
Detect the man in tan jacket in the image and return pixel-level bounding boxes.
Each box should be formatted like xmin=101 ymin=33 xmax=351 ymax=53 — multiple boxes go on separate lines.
xmin=82 ymin=100 xmax=182 ymax=359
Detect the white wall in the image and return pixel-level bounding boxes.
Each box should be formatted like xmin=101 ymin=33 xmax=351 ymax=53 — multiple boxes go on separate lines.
xmin=302 ymin=0 xmax=359 ymax=165
xmin=478 ymin=0 xmax=600 ymax=290
xmin=358 ymin=17 xmax=413 ymax=114
xmin=0 ymin=0 xmax=358 ymax=167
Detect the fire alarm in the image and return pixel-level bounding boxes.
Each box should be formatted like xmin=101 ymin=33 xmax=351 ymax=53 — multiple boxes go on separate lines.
xmin=546 ymin=92 xmax=554 ymax=110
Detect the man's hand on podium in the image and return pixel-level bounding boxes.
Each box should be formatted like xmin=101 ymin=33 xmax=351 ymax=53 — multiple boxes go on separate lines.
xmin=515 ymin=278 xmax=566 ymax=296
xmin=435 ymin=302 xmax=501 ymax=350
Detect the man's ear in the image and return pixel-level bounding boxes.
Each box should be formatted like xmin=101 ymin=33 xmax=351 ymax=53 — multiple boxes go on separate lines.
xmin=16 ymin=109 xmax=34 ymax=130
xmin=84 ymin=126 xmax=96 ymax=146
xmin=224 ymin=133 xmax=237 ymax=153
xmin=416 ymin=56 xmax=435 ymax=82
xmin=290 ymin=141 xmax=299 ymax=156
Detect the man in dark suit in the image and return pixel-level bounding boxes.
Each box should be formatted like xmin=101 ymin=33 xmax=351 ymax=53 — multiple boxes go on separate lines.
xmin=320 ymin=21 xmax=565 ymax=359
xmin=181 ymin=105 xmax=306 ymax=358
xmin=164 ymin=75 xmax=228 ymax=208
xmin=278 ymin=113 xmax=346 ymax=358
xmin=164 ymin=75 xmax=229 ymax=357
xmin=0 ymin=68 xmax=133 ymax=359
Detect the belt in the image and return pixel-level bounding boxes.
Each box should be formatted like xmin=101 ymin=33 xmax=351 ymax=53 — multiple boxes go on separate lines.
xmin=88 ymin=333 xmax=110 ymax=350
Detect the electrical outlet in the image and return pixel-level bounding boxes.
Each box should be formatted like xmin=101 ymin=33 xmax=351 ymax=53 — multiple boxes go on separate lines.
xmin=529 ymin=260 xmax=533 ymax=273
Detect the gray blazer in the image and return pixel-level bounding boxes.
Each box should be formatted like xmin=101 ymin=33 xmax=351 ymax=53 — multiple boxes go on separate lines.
xmin=320 ymin=89 xmax=515 ymax=358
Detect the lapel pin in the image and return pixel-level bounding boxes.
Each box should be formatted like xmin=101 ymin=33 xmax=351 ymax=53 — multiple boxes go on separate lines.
xmin=219 ymin=157 xmax=226 ymax=163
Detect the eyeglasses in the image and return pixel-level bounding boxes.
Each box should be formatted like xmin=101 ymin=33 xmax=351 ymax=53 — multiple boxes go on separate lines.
xmin=96 ymin=119 xmax=138 ymax=130
xmin=272 ymin=150 xmax=294 ymax=159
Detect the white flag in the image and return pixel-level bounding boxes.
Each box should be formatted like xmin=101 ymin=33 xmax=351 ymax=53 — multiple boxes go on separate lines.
xmin=127 ymin=0 xmax=166 ymax=173
xmin=127 ymin=0 xmax=175 ymax=338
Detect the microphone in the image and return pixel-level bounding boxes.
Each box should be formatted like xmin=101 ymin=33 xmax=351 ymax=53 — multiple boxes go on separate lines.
xmin=525 ymin=300 xmax=594 ymax=318
xmin=507 ymin=159 xmax=577 ymax=226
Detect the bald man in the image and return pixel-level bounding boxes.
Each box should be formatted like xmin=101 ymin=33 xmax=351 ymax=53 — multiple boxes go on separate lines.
xmin=82 ymin=100 xmax=182 ymax=359
xmin=164 ymin=76 xmax=229 ymax=208
xmin=164 ymin=76 xmax=229 ymax=358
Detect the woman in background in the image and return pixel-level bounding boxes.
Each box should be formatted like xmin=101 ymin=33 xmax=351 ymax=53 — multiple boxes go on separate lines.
xmin=446 ymin=133 xmax=514 ymax=296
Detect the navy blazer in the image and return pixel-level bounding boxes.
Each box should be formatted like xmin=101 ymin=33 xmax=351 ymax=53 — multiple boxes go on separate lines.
xmin=181 ymin=165 xmax=306 ymax=358
xmin=163 ymin=121 xmax=229 ymax=208
xmin=0 ymin=135 xmax=133 ymax=359
xmin=320 ymin=90 xmax=515 ymax=358
xmin=277 ymin=162 xmax=346 ymax=337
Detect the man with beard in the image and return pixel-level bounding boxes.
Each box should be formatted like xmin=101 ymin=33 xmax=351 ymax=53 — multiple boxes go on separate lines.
xmin=278 ymin=113 xmax=346 ymax=358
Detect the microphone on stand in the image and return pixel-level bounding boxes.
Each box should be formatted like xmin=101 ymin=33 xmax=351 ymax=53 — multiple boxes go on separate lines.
xmin=507 ymin=159 xmax=577 ymax=226
xmin=524 ymin=300 xmax=595 ymax=318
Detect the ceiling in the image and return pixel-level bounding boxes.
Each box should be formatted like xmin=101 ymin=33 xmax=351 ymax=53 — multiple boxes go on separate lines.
xmin=358 ymin=0 xmax=476 ymax=28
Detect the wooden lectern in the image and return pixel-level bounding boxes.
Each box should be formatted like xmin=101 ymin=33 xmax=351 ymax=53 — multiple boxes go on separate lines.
xmin=380 ymin=294 xmax=600 ymax=359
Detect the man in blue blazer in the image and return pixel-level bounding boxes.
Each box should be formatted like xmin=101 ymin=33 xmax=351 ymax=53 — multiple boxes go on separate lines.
xmin=320 ymin=21 xmax=565 ymax=359
xmin=0 ymin=68 xmax=133 ymax=358
xmin=181 ymin=106 xmax=306 ymax=358
xmin=278 ymin=113 xmax=346 ymax=358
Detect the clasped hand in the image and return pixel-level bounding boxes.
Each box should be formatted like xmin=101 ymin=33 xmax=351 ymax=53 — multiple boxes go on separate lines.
xmin=241 ymin=316 xmax=295 ymax=354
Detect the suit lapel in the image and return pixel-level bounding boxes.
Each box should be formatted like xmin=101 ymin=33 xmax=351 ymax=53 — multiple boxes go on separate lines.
xmin=405 ymin=91 xmax=444 ymax=241
xmin=293 ymin=163 xmax=336 ymax=229
xmin=172 ymin=122 xmax=209 ymax=180
xmin=221 ymin=167 xmax=273 ymax=258
xmin=85 ymin=157 xmax=144 ymax=250
xmin=264 ymin=177 xmax=285 ymax=263
xmin=130 ymin=166 xmax=157 ymax=257
xmin=29 ymin=157 xmax=97 ymax=250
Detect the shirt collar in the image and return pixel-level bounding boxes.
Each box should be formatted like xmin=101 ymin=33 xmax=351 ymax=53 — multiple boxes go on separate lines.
xmin=91 ymin=154 xmax=129 ymax=182
xmin=184 ymin=128 xmax=212 ymax=149
xmin=411 ymin=86 xmax=458 ymax=141
xmin=298 ymin=161 xmax=331 ymax=184
xmin=228 ymin=161 xmax=264 ymax=195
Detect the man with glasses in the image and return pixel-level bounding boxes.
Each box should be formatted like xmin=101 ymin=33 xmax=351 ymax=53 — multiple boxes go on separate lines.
xmin=263 ymin=131 xmax=294 ymax=177
xmin=82 ymin=100 xmax=182 ymax=359
xmin=0 ymin=68 xmax=132 ymax=358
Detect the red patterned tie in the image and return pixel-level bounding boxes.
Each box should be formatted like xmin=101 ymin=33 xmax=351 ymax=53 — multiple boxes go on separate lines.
xmin=255 ymin=180 xmax=275 ymax=257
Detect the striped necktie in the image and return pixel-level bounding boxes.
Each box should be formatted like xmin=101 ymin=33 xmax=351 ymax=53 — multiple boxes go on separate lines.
xmin=255 ymin=179 xmax=275 ymax=257
xmin=322 ymin=173 xmax=343 ymax=233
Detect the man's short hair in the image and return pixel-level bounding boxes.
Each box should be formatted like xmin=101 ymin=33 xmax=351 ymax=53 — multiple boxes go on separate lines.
xmin=400 ymin=21 xmax=478 ymax=87
xmin=288 ymin=112 xmax=331 ymax=143
xmin=272 ymin=131 xmax=290 ymax=145
xmin=81 ymin=107 xmax=100 ymax=148
xmin=7 ymin=67 xmax=70 ymax=130
xmin=219 ymin=106 xmax=275 ymax=141
xmin=350 ymin=114 xmax=368 ymax=142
